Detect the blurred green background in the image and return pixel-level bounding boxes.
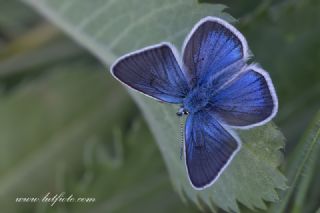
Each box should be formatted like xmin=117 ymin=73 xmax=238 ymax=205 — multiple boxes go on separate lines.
xmin=0 ymin=0 xmax=319 ymax=212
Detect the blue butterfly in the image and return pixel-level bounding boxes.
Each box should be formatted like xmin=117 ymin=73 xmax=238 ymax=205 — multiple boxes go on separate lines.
xmin=111 ymin=17 xmax=278 ymax=190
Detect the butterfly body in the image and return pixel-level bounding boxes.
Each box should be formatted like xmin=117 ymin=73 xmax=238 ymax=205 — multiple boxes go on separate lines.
xmin=183 ymin=85 xmax=211 ymax=114
xmin=111 ymin=17 xmax=278 ymax=190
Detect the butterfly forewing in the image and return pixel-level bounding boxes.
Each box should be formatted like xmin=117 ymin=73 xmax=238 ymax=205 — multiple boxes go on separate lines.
xmin=182 ymin=17 xmax=248 ymax=86
xmin=112 ymin=43 xmax=189 ymax=104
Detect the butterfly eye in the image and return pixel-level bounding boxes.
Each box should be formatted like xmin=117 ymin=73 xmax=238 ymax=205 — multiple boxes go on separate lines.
xmin=176 ymin=111 xmax=183 ymax=116
xmin=176 ymin=107 xmax=189 ymax=116
xmin=176 ymin=107 xmax=184 ymax=116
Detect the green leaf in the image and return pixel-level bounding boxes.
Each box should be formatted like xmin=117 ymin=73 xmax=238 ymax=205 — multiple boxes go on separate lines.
xmin=22 ymin=0 xmax=287 ymax=211
xmin=269 ymin=110 xmax=320 ymax=213
xmin=292 ymin=146 xmax=319 ymax=213
xmin=0 ymin=0 xmax=38 ymax=38
xmin=0 ymin=60 xmax=133 ymax=212
xmin=63 ymin=119 xmax=200 ymax=213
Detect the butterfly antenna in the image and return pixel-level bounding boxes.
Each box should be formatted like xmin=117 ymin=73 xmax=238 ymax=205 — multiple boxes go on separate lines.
xmin=179 ymin=116 xmax=184 ymax=160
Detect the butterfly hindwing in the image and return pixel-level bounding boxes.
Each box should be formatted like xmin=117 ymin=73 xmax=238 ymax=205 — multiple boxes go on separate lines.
xmin=185 ymin=112 xmax=240 ymax=189
xmin=111 ymin=43 xmax=189 ymax=104
xmin=210 ymin=65 xmax=278 ymax=128
xmin=182 ymin=17 xmax=248 ymax=86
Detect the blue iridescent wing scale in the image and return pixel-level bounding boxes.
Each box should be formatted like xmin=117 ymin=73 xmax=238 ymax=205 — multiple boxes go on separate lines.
xmin=182 ymin=17 xmax=248 ymax=86
xmin=185 ymin=112 xmax=240 ymax=189
xmin=210 ymin=65 xmax=278 ymax=128
xmin=111 ymin=43 xmax=189 ymax=104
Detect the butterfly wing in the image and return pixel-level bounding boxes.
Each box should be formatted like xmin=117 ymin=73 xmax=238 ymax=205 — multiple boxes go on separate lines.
xmin=185 ymin=112 xmax=240 ymax=189
xmin=182 ymin=17 xmax=248 ymax=86
xmin=210 ymin=65 xmax=278 ymax=128
xmin=111 ymin=43 xmax=189 ymax=104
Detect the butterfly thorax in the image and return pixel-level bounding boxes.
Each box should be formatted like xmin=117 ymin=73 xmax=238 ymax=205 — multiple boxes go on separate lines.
xmin=182 ymin=86 xmax=211 ymax=114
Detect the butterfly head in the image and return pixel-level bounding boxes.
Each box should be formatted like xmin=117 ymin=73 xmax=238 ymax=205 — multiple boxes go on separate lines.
xmin=176 ymin=107 xmax=189 ymax=117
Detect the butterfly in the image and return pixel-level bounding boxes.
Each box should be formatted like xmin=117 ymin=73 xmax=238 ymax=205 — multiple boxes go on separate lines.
xmin=110 ymin=17 xmax=278 ymax=190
